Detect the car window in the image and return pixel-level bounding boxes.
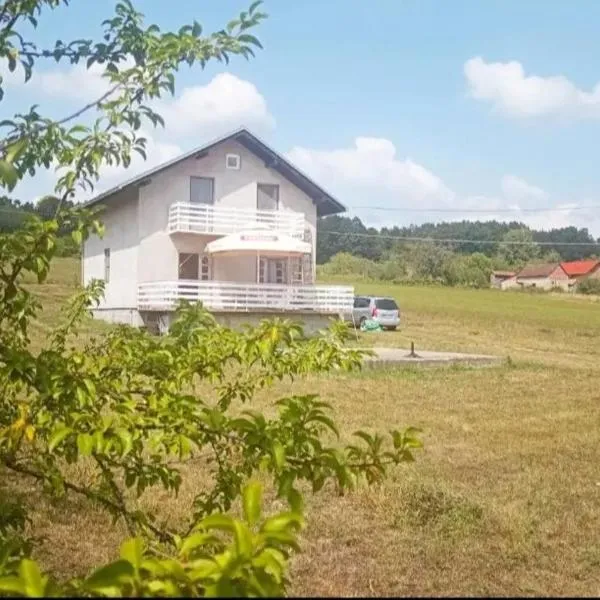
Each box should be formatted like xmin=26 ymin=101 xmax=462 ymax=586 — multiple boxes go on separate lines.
xmin=375 ymin=298 xmax=398 ymax=310
xmin=353 ymin=297 xmax=369 ymax=308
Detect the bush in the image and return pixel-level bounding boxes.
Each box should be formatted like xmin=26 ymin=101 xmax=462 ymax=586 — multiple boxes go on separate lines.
xmin=0 ymin=211 xmax=422 ymax=597
xmin=577 ymin=277 xmax=600 ymax=295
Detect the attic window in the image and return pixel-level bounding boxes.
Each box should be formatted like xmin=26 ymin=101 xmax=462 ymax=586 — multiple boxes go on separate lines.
xmin=225 ymin=153 xmax=241 ymax=170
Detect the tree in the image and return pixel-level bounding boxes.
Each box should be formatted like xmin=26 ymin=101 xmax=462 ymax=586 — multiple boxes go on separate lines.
xmin=0 ymin=2 xmax=421 ymax=596
xmin=497 ymin=228 xmax=540 ymax=268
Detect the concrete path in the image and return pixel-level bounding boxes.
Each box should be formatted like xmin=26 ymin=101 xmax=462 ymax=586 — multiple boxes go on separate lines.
xmin=362 ymin=346 xmax=502 ymax=368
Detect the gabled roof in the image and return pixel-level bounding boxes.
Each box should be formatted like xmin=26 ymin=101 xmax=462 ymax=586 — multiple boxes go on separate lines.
xmin=84 ymin=127 xmax=346 ymax=217
xmin=517 ymin=263 xmax=564 ymax=278
xmin=560 ymin=259 xmax=600 ymax=277
xmin=492 ymin=271 xmax=516 ymax=278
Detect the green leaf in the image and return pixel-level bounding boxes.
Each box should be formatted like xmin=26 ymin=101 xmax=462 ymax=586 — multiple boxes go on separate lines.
xmin=85 ymin=559 xmax=134 ymax=593
xmin=242 ymin=481 xmax=262 ymax=526
xmin=77 ymin=433 xmax=94 ymax=457
xmin=20 ymin=559 xmax=46 ymax=597
xmin=48 ymin=425 xmax=72 ymax=452
xmin=180 ymin=532 xmax=217 ymax=557
xmin=120 ymin=538 xmax=144 ymax=571
xmin=232 ymin=521 xmax=253 ymax=559
xmin=0 ymin=576 xmax=25 ymax=595
xmin=0 ymin=159 xmax=18 ymax=189
xmin=5 ymin=138 xmax=27 ymax=164
xmin=272 ymin=441 xmax=285 ymax=470
xmin=200 ymin=514 xmax=235 ymax=532
xmin=115 ymin=429 xmax=133 ymax=457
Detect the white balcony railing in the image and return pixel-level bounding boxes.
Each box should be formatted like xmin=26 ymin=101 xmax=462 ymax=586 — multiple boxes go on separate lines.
xmin=168 ymin=203 xmax=305 ymax=238
xmin=138 ymin=281 xmax=354 ymax=314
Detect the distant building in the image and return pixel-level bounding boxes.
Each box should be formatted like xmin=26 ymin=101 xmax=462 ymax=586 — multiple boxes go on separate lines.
xmin=515 ymin=263 xmax=570 ymax=291
xmin=560 ymin=259 xmax=600 ymax=290
xmin=490 ymin=271 xmax=518 ymax=290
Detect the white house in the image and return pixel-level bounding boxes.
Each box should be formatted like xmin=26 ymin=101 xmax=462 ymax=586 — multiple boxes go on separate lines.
xmin=82 ymin=128 xmax=354 ymax=334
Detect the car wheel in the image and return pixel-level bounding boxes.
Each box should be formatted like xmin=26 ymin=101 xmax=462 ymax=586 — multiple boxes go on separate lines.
xmin=387 ymin=326 xmax=397 ymax=331
xmin=359 ymin=316 xmax=367 ymax=326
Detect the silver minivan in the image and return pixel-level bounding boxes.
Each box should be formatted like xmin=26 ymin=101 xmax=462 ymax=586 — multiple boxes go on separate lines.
xmin=351 ymin=295 xmax=401 ymax=330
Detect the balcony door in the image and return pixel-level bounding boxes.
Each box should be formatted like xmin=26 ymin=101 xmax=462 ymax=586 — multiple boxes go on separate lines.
xmin=178 ymin=253 xmax=212 ymax=281
xmin=257 ymin=184 xmax=279 ymax=211
xmin=259 ymin=257 xmax=287 ymax=284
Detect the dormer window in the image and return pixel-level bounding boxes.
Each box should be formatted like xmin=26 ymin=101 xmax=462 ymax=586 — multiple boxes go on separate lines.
xmin=225 ymin=153 xmax=241 ymax=170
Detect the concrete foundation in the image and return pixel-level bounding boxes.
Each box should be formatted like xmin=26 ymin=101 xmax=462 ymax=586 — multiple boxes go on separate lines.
xmin=93 ymin=307 xmax=339 ymax=336
xmin=363 ymin=347 xmax=502 ymax=369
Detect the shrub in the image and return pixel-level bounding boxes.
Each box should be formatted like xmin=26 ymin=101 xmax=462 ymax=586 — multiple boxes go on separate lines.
xmin=0 ymin=211 xmax=422 ymax=597
xmin=576 ymin=277 xmax=600 ymax=295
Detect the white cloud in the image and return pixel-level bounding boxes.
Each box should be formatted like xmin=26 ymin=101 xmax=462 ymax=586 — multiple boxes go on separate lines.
xmin=287 ymin=136 xmax=455 ymax=217
xmin=33 ymin=63 xmax=111 ymax=102
xmin=501 ymin=175 xmax=548 ymax=206
xmin=1 ymin=59 xmax=123 ymax=103
xmin=155 ymin=73 xmax=275 ymax=139
xmin=284 ymin=136 xmax=600 ymax=234
xmin=464 ymin=56 xmax=600 ymax=119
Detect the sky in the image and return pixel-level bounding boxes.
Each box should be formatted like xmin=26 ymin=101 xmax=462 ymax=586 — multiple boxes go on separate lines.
xmin=5 ymin=0 xmax=600 ymax=234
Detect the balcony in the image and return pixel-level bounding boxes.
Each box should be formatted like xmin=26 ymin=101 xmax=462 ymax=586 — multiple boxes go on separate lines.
xmin=168 ymin=203 xmax=305 ymax=238
xmin=138 ymin=281 xmax=354 ymax=315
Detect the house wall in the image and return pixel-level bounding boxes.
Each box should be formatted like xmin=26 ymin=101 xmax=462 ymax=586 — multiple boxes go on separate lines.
xmin=517 ymin=266 xmax=569 ymax=291
xmin=136 ymin=138 xmax=318 ymax=286
xmin=83 ymin=188 xmax=139 ymax=308
xmin=499 ymin=277 xmax=519 ymax=290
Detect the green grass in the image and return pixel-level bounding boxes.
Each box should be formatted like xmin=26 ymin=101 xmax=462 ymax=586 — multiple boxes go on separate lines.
xmin=10 ymin=260 xmax=600 ymax=596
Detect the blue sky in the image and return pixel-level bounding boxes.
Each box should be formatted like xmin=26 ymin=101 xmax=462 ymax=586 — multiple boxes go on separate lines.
xmin=6 ymin=0 xmax=600 ymax=232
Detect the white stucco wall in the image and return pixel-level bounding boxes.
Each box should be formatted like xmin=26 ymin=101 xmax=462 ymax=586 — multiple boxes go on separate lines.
xmin=83 ymin=138 xmax=323 ymax=310
xmin=83 ymin=188 xmax=139 ymax=308
xmin=137 ymin=139 xmax=318 ymax=284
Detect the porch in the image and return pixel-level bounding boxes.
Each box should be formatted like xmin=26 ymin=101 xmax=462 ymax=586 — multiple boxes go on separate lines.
xmin=137 ymin=281 xmax=354 ymax=314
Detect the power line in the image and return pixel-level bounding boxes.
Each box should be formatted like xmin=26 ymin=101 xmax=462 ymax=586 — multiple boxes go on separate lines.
xmin=347 ymin=204 xmax=600 ymax=214
xmin=319 ymin=229 xmax=600 ymax=247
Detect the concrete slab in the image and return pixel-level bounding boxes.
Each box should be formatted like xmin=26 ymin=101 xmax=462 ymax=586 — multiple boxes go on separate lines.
xmin=362 ymin=346 xmax=502 ymax=368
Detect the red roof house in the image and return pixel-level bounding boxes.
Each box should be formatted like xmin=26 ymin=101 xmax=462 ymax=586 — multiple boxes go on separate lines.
xmin=560 ymin=259 xmax=600 ymax=279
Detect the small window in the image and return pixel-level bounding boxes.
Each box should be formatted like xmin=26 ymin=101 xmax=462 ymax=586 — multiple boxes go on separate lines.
xmin=257 ymin=184 xmax=279 ymax=211
xmin=104 ymin=248 xmax=110 ymax=283
xmin=225 ymin=153 xmax=241 ymax=170
xmin=200 ymin=254 xmax=211 ymax=281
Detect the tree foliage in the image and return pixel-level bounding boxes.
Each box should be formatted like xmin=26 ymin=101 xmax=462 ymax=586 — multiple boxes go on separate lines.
xmin=0 ymin=211 xmax=422 ymax=596
xmin=0 ymin=4 xmax=422 ymax=595
xmin=317 ymin=215 xmax=598 ymax=266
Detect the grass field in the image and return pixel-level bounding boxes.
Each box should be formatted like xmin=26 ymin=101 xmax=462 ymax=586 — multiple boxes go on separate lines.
xmin=8 ymin=259 xmax=600 ymax=596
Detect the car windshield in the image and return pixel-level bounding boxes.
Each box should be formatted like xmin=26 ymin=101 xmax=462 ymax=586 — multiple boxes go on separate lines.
xmin=375 ymin=298 xmax=398 ymax=310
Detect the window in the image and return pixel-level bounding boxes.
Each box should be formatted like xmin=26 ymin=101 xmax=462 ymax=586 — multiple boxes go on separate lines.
xmin=225 ymin=153 xmax=241 ymax=170
xmin=104 ymin=248 xmax=110 ymax=282
xmin=259 ymin=257 xmax=267 ymax=284
xmin=178 ymin=253 xmax=199 ymax=280
xmin=274 ymin=259 xmax=286 ymax=284
xmin=190 ymin=177 xmax=214 ymax=205
xmin=200 ymin=254 xmax=211 ymax=281
xmin=290 ymin=257 xmax=303 ymax=284
xmin=375 ymin=298 xmax=399 ymax=310
xmin=353 ymin=296 xmax=369 ymax=309
xmin=257 ymin=184 xmax=279 ymax=211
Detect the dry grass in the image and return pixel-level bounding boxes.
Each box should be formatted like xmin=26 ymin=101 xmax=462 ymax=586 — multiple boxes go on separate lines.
xmin=5 ymin=260 xmax=600 ymax=596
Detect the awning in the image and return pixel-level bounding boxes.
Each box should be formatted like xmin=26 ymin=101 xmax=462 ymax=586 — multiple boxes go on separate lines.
xmin=205 ymin=229 xmax=311 ymax=256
